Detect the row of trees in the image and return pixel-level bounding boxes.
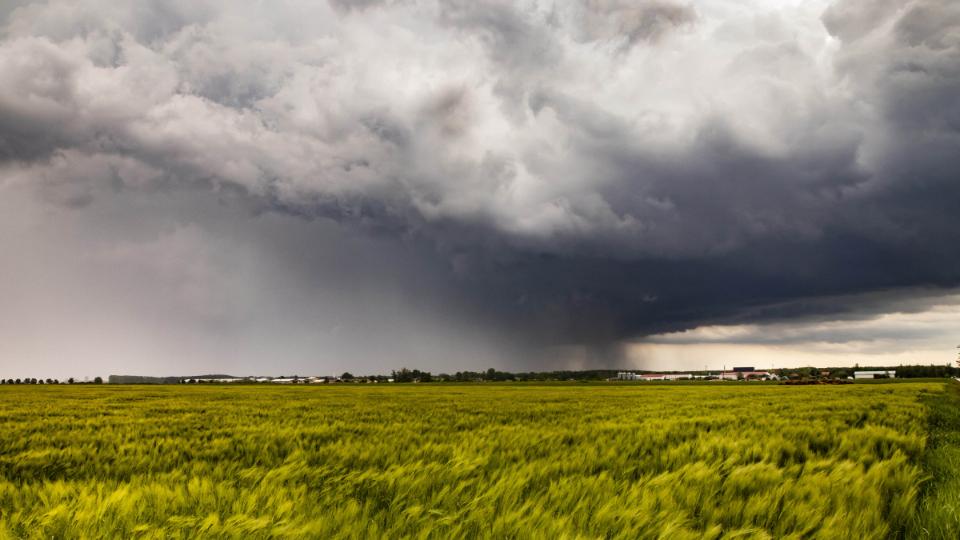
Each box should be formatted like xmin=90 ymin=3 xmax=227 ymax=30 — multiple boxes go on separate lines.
xmin=381 ymin=364 xmax=960 ymax=383
xmin=1 ymin=377 xmax=102 ymax=384
xmin=774 ymin=365 xmax=960 ymax=380
xmin=9 ymin=363 xmax=956 ymax=387
xmin=445 ymin=369 xmax=620 ymax=382
xmin=392 ymin=368 xmax=433 ymax=383
xmin=388 ymin=368 xmax=621 ymax=383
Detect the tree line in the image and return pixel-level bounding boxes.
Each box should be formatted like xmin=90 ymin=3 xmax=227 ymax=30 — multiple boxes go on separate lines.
xmin=388 ymin=364 xmax=960 ymax=383
xmin=4 ymin=364 xmax=957 ymax=386
xmin=1 ymin=377 xmax=102 ymax=384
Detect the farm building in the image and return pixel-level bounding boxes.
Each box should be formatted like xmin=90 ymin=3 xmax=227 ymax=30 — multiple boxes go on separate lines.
xmin=854 ymin=370 xmax=896 ymax=379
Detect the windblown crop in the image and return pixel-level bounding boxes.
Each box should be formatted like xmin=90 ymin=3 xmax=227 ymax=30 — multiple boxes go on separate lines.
xmin=0 ymin=382 xmax=949 ymax=538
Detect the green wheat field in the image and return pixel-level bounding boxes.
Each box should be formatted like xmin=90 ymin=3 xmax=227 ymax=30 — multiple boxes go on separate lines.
xmin=1 ymin=382 xmax=959 ymax=539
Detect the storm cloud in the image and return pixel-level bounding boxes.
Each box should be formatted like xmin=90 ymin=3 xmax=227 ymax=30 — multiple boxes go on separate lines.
xmin=1 ymin=0 xmax=958 ymax=375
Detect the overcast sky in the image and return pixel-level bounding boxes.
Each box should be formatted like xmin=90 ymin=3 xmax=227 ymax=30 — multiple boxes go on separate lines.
xmin=1 ymin=0 xmax=958 ymax=378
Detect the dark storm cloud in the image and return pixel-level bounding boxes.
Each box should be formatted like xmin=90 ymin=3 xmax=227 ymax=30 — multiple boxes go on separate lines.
xmin=646 ymin=289 xmax=960 ymax=348
xmin=1 ymin=0 xmax=959 ymax=371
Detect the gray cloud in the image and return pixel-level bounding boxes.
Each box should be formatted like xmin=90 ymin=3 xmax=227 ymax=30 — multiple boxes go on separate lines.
xmin=0 ymin=0 xmax=959 ymax=373
xmin=576 ymin=0 xmax=696 ymax=49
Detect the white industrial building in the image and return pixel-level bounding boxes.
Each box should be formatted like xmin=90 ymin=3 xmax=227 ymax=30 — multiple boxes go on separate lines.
xmin=617 ymin=372 xmax=692 ymax=381
xmin=854 ymin=370 xmax=896 ymax=379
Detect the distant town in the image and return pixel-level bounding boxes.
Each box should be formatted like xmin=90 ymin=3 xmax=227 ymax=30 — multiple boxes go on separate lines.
xmin=2 ymin=364 xmax=958 ymax=385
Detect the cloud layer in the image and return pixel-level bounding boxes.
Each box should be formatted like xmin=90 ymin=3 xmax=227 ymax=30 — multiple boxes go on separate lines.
xmin=1 ymin=0 xmax=959 ymax=374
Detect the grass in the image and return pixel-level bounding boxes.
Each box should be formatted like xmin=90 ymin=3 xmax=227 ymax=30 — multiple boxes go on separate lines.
xmin=909 ymin=380 xmax=960 ymax=538
xmin=0 ymin=382 xmax=952 ymax=538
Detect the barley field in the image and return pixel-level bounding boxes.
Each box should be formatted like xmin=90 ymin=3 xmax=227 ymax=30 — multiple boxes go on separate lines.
xmin=0 ymin=382 xmax=956 ymax=539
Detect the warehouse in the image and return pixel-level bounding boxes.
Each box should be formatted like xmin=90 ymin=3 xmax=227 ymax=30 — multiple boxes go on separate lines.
xmin=853 ymin=370 xmax=896 ymax=379
xmin=616 ymin=372 xmax=692 ymax=381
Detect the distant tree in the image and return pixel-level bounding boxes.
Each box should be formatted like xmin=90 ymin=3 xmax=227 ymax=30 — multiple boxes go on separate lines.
xmin=341 ymin=372 xmax=354 ymax=381
xmin=30 ymin=378 xmax=37 ymax=384
xmin=390 ymin=368 xmax=434 ymax=383
xmin=45 ymin=378 xmax=53 ymax=384
xmin=67 ymin=377 xmax=74 ymax=384
xmin=15 ymin=379 xmax=21 ymax=384
xmin=38 ymin=379 xmax=44 ymax=384
xmin=93 ymin=376 xmax=103 ymax=384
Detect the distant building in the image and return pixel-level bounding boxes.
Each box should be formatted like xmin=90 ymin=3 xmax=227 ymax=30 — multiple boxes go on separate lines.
xmin=720 ymin=371 xmax=776 ymax=381
xmin=854 ymin=370 xmax=896 ymax=379
xmin=617 ymin=372 xmax=691 ymax=381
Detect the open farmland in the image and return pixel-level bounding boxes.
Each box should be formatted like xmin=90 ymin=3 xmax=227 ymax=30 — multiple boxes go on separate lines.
xmin=0 ymin=382 xmax=956 ymax=539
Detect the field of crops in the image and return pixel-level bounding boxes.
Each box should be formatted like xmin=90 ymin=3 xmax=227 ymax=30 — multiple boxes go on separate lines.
xmin=0 ymin=382 xmax=955 ymax=539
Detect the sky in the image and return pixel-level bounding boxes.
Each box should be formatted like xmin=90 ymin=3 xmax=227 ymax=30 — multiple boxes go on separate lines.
xmin=0 ymin=0 xmax=958 ymax=378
